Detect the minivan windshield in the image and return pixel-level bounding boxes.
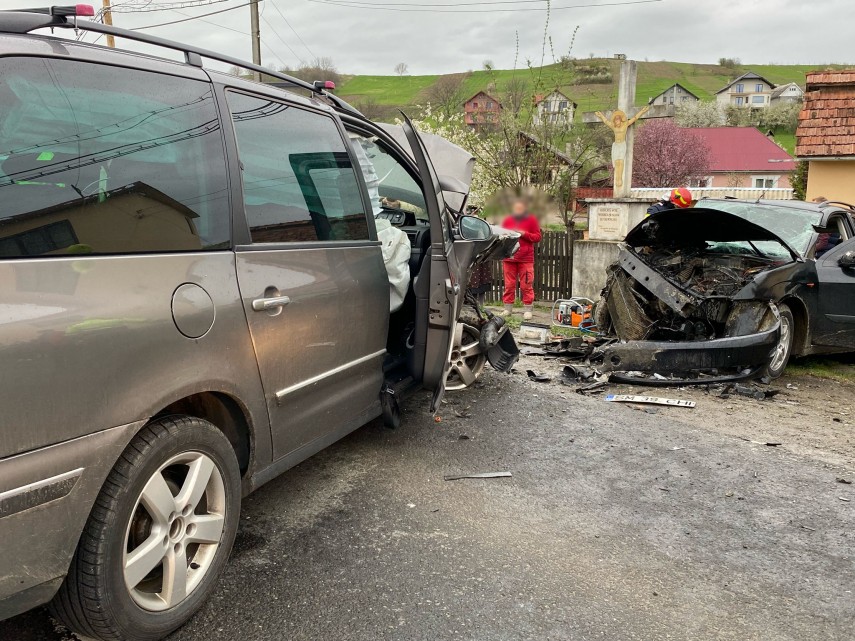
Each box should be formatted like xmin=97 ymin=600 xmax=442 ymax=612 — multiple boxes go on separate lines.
xmin=704 ymin=201 xmax=822 ymax=257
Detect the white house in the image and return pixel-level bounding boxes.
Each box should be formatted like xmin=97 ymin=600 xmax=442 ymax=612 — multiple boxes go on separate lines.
xmin=770 ymin=82 xmax=805 ymax=105
xmin=715 ymin=71 xmax=776 ymax=108
xmin=533 ymin=90 xmax=577 ymax=125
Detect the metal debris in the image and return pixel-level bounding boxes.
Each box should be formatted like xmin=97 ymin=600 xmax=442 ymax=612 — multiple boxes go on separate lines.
xmin=444 ymin=471 xmax=513 ymax=481
xmin=526 ymin=369 xmax=552 ymax=383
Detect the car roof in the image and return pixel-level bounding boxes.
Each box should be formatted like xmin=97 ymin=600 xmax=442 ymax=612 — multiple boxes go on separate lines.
xmin=0 ymin=32 xmax=337 ymax=115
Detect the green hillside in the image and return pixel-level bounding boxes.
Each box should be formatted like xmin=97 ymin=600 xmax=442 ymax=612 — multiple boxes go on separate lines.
xmin=337 ymin=59 xmax=845 ymax=116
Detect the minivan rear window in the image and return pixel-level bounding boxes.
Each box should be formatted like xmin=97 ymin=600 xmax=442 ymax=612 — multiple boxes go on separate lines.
xmin=0 ymin=58 xmax=230 ymax=257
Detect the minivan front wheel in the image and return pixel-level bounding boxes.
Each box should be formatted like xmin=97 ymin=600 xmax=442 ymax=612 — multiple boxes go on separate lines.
xmin=51 ymin=416 xmax=241 ymax=641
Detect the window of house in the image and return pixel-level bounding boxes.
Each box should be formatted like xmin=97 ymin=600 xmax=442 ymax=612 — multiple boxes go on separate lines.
xmin=753 ymin=177 xmax=776 ymax=189
xmin=755 ymin=83 xmax=764 ymax=92
xmin=559 ymin=100 xmax=568 ymax=110
xmin=486 ymin=101 xmax=493 ymax=109
xmin=0 ymin=57 xmax=231 ymax=257
xmin=228 ymin=92 xmax=369 ymax=243
xmin=751 ymin=95 xmax=766 ymax=104
xmin=736 ymin=83 xmax=745 ymax=93
xmin=735 ymin=97 xmax=744 ymax=106
xmin=472 ymin=102 xmax=478 ymax=108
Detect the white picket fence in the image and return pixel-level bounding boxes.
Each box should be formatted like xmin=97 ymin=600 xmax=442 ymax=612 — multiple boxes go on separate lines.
xmin=631 ymin=187 xmax=795 ymax=201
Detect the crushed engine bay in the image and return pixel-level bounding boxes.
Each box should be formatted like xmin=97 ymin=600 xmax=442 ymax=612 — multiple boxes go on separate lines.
xmin=601 ymin=246 xmax=781 ymax=344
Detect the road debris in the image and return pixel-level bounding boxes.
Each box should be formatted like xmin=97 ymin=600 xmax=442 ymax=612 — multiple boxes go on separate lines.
xmin=737 ymin=437 xmax=782 ymax=447
xmin=444 ymin=471 xmax=513 ymax=481
xmin=605 ymin=394 xmax=696 ymax=408
xmin=837 ymin=477 xmax=852 ymax=485
xmin=453 ymin=406 xmax=472 ymax=418
xmin=576 ymin=380 xmax=609 ymax=395
xmin=561 ymin=364 xmax=597 ymax=384
xmin=839 ymin=497 xmax=851 ymax=502
xmin=526 ymin=369 xmax=552 ymax=383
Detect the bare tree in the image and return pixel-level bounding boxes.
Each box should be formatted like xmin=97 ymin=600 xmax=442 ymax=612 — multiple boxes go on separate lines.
xmin=281 ymin=57 xmax=342 ymax=86
xmin=503 ymin=77 xmax=530 ymax=116
xmin=394 ymin=62 xmax=408 ymax=77
xmin=426 ymin=73 xmax=471 ymax=118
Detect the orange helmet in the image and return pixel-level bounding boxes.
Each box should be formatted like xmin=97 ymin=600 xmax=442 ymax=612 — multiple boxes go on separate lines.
xmin=670 ymin=187 xmax=693 ymax=208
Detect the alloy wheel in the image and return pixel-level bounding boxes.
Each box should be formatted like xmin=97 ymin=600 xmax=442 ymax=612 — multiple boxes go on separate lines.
xmin=123 ymin=451 xmax=226 ymax=611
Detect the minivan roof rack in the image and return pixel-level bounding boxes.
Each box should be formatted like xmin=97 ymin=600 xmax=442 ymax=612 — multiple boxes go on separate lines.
xmin=820 ymin=200 xmax=855 ymax=211
xmin=0 ymin=5 xmax=360 ymax=117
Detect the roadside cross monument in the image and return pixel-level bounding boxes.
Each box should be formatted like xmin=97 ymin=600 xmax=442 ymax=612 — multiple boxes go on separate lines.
xmin=571 ymin=59 xmax=659 ymax=299
xmin=594 ymin=60 xmax=648 ymax=196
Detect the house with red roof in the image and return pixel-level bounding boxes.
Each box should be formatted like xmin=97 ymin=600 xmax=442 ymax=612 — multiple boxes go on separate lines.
xmin=462 ymin=91 xmax=502 ymax=130
xmin=684 ymin=127 xmax=796 ymax=189
xmin=795 ymin=70 xmax=855 ymax=203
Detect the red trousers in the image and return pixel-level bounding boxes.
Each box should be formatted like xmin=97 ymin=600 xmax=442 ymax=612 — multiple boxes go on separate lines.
xmin=502 ymin=261 xmax=535 ymax=305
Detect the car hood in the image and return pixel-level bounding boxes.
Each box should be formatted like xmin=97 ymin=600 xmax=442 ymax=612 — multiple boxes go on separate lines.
xmin=625 ymin=207 xmax=801 ymax=261
xmin=379 ymin=123 xmax=474 ymax=211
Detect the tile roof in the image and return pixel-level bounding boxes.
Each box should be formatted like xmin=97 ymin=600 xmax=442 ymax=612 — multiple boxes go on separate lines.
xmin=796 ymin=70 xmax=855 ymax=158
xmin=683 ymin=127 xmax=795 ymax=172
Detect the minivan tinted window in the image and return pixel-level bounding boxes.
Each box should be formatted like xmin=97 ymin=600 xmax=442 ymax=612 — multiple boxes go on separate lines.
xmin=227 ymin=92 xmax=369 ymax=243
xmin=0 ymin=58 xmax=230 ymax=257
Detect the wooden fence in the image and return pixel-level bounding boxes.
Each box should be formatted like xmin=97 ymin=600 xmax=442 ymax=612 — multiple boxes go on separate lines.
xmin=484 ymin=230 xmax=578 ymax=303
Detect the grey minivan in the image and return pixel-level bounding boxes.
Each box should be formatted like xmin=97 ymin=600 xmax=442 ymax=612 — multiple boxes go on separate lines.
xmin=0 ymin=7 xmax=518 ymax=640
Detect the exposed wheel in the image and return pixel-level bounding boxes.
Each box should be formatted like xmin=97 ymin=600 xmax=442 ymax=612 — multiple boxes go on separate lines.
xmin=766 ymin=303 xmax=794 ymax=379
xmin=445 ymin=324 xmax=487 ymax=391
xmin=51 ymin=416 xmax=241 ymax=641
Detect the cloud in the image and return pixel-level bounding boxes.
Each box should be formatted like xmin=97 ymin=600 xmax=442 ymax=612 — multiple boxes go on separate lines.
xmin=7 ymin=0 xmax=853 ymax=75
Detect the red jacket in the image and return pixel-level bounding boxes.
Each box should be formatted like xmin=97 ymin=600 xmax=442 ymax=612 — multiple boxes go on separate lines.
xmin=501 ymin=213 xmax=541 ymax=263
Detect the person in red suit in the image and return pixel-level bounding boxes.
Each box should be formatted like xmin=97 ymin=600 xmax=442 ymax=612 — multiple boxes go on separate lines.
xmin=501 ymin=198 xmax=541 ymax=320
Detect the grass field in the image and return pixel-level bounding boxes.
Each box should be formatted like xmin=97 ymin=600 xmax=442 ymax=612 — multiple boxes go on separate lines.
xmin=337 ymin=59 xmax=847 ymax=117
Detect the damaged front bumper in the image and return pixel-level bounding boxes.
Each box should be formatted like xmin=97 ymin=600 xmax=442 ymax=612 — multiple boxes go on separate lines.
xmin=598 ymin=316 xmax=781 ymax=377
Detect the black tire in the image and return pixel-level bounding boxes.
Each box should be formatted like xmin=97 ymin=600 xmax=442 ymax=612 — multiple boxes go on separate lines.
xmin=51 ymin=416 xmax=241 ymax=641
xmin=766 ymin=303 xmax=795 ymax=379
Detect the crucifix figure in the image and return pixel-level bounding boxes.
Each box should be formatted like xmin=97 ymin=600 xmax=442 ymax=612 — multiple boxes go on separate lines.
xmin=594 ymin=105 xmax=649 ymax=192
xmin=593 ymin=60 xmax=647 ymax=196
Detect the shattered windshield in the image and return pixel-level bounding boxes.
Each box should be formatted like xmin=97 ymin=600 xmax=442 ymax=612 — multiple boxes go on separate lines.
xmin=703 ymin=201 xmax=821 ymax=257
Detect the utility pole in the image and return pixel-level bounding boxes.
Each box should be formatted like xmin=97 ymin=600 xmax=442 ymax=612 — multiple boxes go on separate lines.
xmin=102 ymin=0 xmax=115 ymax=48
xmin=249 ymin=0 xmax=261 ymax=81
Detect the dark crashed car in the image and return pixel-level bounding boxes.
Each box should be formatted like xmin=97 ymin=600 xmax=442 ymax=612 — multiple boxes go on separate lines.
xmin=596 ymin=199 xmax=855 ymax=382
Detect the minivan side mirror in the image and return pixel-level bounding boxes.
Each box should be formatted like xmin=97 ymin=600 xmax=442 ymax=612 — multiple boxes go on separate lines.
xmin=838 ymin=250 xmax=855 ymax=269
xmin=458 ymin=216 xmax=491 ymax=241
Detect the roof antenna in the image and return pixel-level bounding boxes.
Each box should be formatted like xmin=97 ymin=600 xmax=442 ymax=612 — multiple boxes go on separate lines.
xmin=755 ymin=188 xmax=767 ymax=204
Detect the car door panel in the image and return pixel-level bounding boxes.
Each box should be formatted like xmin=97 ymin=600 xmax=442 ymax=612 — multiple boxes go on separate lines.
xmin=813 ymin=237 xmax=855 ymax=348
xmin=235 ymin=245 xmax=386 ymax=457
xmin=226 ymin=90 xmax=387 ymax=459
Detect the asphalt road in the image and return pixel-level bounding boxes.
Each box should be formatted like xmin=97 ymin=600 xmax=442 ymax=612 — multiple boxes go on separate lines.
xmin=4 ymin=362 xmax=855 ymax=641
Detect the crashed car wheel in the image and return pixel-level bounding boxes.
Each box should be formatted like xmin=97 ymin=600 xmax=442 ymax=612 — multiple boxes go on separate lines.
xmin=51 ymin=416 xmax=240 ymax=641
xmin=446 ymin=324 xmax=487 ymax=390
xmin=766 ymin=303 xmax=794 ymax=379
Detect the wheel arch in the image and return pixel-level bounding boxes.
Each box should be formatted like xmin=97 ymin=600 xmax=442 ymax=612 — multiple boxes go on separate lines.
xmin=780 ymin=295 xmax=809 ymax=356
xmin=154 ymin=392 xmax=254 ymax=477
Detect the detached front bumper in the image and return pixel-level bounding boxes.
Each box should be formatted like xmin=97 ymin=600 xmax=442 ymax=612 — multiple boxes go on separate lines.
xmin=598 ymin=320 xmax=781 ymax=375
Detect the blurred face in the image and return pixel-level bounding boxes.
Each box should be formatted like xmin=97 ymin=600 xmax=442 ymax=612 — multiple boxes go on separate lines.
xmin=512 ymin=200 xmax=527 ymax=217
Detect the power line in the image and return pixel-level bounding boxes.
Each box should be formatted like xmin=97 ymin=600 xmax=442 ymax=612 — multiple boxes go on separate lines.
xmin=268 ymin=0 xmax=316 ymax=60
xmin=131 ymin=0 xmax=259 ymax=29
xmin=305 ymin=0 xmax=662 ymax=12
xmin=108 ymin=0 xmax=233 ymax=13
xmin=261 ymin=13 xmax=306 ymax=65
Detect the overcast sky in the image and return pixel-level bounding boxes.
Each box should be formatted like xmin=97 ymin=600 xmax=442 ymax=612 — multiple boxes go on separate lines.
xmin=6 ymin=0 xmax=853 ymax=75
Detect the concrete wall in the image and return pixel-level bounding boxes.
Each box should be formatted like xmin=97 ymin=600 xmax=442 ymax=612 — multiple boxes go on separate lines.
xmin=571 ymin=240 xmax=620 ymax=300
xmin=806 ymin=160 xmax=855 ymax=204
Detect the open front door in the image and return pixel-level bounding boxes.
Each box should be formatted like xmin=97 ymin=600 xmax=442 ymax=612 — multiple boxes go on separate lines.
xmin=400 ymin=116 xmax=466 ymax=411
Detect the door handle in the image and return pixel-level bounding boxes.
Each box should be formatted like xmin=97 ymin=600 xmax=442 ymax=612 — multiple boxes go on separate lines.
xmin=252 ymin=295 xmax=291 ymax=312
